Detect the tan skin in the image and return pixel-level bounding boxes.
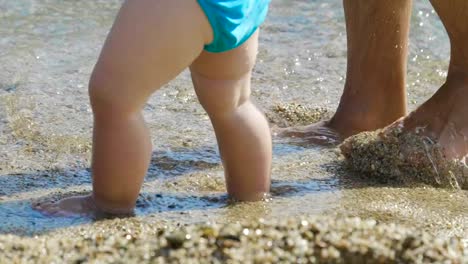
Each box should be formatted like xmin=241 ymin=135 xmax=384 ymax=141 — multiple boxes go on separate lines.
xmin=281 ymin=0 xmax=411 ymax=143
xmin=394 ymin=0 xmax=468 ymax=160
xmin=285 ymin=0 xmax=468 ymax=160
xmin=35 ymin=0 xmax=272 ymax=216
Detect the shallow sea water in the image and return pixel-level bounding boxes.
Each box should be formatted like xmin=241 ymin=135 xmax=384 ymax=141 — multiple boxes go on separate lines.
xmin=0 ymin=0 xmax=466 ymax=241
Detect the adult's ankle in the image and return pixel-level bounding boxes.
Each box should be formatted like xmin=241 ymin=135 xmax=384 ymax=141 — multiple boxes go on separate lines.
xmin=329 ymin=106 xmax=404 ymax=138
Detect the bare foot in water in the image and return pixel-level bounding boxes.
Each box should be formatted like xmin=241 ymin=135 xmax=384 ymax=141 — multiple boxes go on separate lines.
xmin=275 ymin=121 xmax=341 ymax=146
xmin=361 ymin=0 xmax=468 ymax=162
xmin=34 ymin=194 xmax=98 ymax=217
xmin=342 ymin=74 xmax=468 ymax=161
xmin=276 ymin=107 xmax=404 ymax=146
xmin=34 ymin=194 xmax=134 ymax=217
xmin=389 ymin=75 xmax=468 ymax=160
xmin=340 ymin=74 xmax=468 ymax=190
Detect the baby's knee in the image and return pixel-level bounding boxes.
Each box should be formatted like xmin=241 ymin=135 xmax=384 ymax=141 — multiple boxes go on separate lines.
xmin=88 ymin=71 xmax=136 ymax=117
xmin=89 ymin=72 xmax=112 ymax=111
xmin=201 ymin=92 xmax=251 ymax=121
xmin=193 ymin=73 xmax=252 ymax=118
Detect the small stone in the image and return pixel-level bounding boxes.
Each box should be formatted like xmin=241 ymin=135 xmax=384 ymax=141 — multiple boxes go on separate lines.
xmin=166 ymin=232 xmax=187 ymax=249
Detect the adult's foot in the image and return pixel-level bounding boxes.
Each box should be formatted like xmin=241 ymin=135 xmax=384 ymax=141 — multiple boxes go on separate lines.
xmin=275 ymin=121 xmax=341 ymax=146
xmin=375 ymin=0 xmax=468 ymax=161
xmin=277 ymin=103 xmax=405 ymax=146
xmin=340 ymin=74 xmax=468 ymax=189
xmin=387 ymin=74 xmax=468 ymax=160
xmin=340 ymin=0 xmax=468 ymax=185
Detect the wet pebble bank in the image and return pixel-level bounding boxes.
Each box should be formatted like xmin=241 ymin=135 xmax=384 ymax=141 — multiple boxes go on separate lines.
xmin=1 ymin=216 xmax=466 ymax=263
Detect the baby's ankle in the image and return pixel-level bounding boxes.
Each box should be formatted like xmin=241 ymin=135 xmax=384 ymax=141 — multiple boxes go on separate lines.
xmin=91 ymin=193 xmax=136 ymax=215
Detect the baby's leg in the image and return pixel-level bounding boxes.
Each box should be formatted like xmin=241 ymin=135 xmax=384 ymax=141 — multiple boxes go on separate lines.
xmin=35 ymin=0 xmax=213 ymax=216
xmin=190 ymin=31 xmax=272 ymax=201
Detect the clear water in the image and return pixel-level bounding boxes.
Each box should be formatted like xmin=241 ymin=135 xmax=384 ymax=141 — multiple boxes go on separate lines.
xmin=0 ymin=0 xmax=466 ymax=239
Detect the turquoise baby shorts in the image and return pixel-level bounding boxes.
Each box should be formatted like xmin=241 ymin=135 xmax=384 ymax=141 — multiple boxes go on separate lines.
xmin=197 ymin=0 xmax=270 ymax=53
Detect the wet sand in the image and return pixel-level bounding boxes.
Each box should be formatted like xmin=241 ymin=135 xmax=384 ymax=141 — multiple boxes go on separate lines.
xmin=1 ymin=0 xmax=467 ymax=262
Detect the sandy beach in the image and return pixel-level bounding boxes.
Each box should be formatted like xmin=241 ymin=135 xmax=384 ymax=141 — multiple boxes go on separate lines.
xmin=0 ymin=0 xmax=467 ymax=262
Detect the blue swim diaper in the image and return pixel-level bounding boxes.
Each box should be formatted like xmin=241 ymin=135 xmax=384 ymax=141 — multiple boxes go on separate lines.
xmin=197 ymin=0 xmax=270 ymax=53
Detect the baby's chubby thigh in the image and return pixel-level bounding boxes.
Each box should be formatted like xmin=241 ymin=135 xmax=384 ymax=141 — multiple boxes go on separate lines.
xmin=89 ymin=0 xmax=214 ymax=116
xmin=189 ymin=31 xmax=259 ymax=116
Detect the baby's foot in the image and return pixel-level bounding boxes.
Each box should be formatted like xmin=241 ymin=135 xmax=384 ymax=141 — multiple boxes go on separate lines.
xmin=34 ymin=194 xmax=98 ymax=217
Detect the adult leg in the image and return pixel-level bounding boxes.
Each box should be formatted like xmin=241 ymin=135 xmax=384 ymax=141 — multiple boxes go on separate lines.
xmin=190 ymin=32 xmax=272 ymax=201
xmin=35 ymin=0 xmax=213 ymax=216
xmin=282 ymin=0 xmax=412 ymax=144
xmin=386 ymin=0 xmax=468 ymax=160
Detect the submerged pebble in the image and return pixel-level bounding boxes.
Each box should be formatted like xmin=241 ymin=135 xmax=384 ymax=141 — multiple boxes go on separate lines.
xmin=341 ymin=126 xmax=468 ymax=189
